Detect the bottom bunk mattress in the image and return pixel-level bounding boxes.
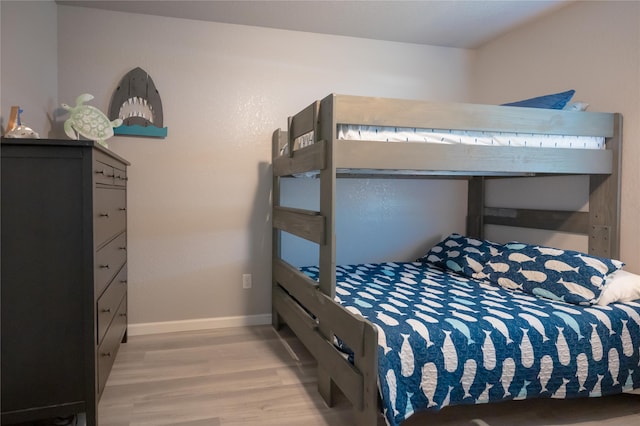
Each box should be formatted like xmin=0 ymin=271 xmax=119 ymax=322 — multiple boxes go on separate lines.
xmin=300 ymin=262 xmax=640 ymax=426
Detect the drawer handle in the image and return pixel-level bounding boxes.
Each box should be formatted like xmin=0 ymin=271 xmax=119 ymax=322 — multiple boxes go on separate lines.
xmin=101 ymin=308 xmax=112 ymax=313
xmin=119 ymin=312 xmax=127 ymax=318
xmin=99 ymin=212 xmax=110 ymax=218
xmin=100 ymin=264 xmax=110 ymax=269
xmin=120 ymin=279 xmax=128 ymax=284
xmin=119 ymin=246 xmax=127 ymax=251
xmin=118 ymin=207 xmax=127 ymax=212
xmin=101 ymin=352 xmax=112 ymax=358
xmin=96 ymin=170 xmax=106 ymax=176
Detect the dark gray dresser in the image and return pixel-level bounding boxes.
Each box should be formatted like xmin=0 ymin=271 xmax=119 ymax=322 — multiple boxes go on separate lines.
xmin=1 ymin=138 xmax=129 ymax=425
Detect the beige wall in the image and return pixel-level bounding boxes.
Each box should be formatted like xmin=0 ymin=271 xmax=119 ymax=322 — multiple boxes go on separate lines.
xmin=472 ymin=0 xmax=640 ymax=272
xmin=1 ymin=0 xmax=58 ymax=137
xmin=56 ymin=6 xmax=472 ymax=326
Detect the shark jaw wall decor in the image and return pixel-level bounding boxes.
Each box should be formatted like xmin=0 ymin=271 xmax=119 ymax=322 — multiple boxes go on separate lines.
xmin=108 ymin=67 xmax=168 ymax=138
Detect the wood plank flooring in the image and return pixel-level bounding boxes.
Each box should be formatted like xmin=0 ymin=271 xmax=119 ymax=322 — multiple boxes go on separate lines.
xmin=99 ymin=325 xmax=640 ymax=426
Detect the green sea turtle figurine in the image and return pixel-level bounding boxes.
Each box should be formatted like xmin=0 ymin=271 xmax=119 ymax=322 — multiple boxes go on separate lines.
xmin=62 ymin=94 xmax=122 ymax=148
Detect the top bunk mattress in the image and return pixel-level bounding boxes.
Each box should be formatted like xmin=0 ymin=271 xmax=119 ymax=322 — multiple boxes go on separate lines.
xmin=337 ymin=125 xmax=605 ymax=149
xmin=291 ymin=126 xmax=605 ymax=152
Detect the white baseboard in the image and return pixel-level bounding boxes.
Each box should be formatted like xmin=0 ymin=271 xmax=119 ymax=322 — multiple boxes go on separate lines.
xmin=127 ymin=314 xmax=272 ymax=336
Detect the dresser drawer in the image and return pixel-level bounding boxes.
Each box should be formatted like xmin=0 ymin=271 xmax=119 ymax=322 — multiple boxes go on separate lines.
xmin=97 ymin=267 xmax=127 ymax=345
xmin=97 ymin=296 xmax=127 ymax=397
xmin=95 ymin=233 xmax=127 ymax=297
xmin=113 ymin=166 xmax=127 ymax=187
xmin=93 ymin=159 xmax=115 ymax=186
xmin=94 ymin=188 xmax=126 ymax=248
xmin=99 ymin=262 xmax=127 ymax=296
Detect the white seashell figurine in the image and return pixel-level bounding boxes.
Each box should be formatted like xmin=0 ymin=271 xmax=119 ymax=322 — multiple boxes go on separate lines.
xmin=4 ymin=107 xmax=39 ymax=138
xmin=62 ymin=93 xmax=122 ymax=148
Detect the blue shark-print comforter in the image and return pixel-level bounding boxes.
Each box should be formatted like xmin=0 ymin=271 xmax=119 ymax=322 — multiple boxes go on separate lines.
xmin=300 ymin=262 xmax=640 ymax=426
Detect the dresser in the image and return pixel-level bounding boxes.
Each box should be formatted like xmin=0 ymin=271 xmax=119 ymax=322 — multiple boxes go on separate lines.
xmin=1 ymin=138 xmax=129 ymax=425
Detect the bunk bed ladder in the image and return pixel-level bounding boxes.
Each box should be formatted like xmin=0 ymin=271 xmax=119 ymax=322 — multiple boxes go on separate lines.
xmin=272 ymin=118 xmax=380 ymax=425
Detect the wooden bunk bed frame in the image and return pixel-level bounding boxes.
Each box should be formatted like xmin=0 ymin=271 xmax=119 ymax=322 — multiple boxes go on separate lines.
xmin=271 ymin=94 xmax=622 ymax=425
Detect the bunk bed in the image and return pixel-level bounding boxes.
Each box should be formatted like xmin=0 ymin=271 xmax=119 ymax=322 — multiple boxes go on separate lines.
xmin=271 ymin=94 xmax=632 ymax=426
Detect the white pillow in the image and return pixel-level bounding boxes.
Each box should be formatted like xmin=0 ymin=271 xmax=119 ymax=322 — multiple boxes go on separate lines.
xmin=596 ymin=270 xmax=640 ymax=305
xmin=563 ymin=101 xmax=589 ymax=111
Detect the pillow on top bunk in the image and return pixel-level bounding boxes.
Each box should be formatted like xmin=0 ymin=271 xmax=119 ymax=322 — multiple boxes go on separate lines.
xmin=501 ymin=89 xmax=575 ymax=110
xmin=597 ymin=269 xmax=640 ymax=305
xmin=563 ymin=101 xmax=589 ymax=112
xmin=477 ymin=242 xmax=624 ymax=305
xmin=418 ymin=233 xmax=501 ymax=277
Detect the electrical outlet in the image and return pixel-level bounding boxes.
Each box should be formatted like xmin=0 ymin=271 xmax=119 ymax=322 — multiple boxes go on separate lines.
xmin=242 ymin=274 xmax=252 ymax=289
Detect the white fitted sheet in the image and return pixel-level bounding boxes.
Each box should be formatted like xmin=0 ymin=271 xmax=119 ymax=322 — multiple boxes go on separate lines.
xmin=336 ymin=125 xmax=605 ymax=149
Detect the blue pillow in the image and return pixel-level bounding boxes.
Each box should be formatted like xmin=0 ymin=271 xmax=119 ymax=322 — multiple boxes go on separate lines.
xmin=501 ymin=90 xmax=575 ymax=110
xmin=418 ymin=233 xmax=501 ymax=277
xmin=477 ymin=242 xmax=624 ymax=305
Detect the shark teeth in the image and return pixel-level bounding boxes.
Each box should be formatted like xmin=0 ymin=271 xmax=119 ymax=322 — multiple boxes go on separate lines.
xmin=118 ymin=97 xmax=154 ymax=123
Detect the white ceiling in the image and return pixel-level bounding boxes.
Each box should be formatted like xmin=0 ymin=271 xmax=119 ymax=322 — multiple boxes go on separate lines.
xmin=57 ymin=0 xmax=569 ymax=49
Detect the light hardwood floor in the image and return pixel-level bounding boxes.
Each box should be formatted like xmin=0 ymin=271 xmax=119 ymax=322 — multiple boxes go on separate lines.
xmin=99 ymin=325 xmax=640 ymax=426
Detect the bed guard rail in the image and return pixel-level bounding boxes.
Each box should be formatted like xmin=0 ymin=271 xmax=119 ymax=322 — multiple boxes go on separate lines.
xmin=272 ymin=128 xmax=326 ymax=176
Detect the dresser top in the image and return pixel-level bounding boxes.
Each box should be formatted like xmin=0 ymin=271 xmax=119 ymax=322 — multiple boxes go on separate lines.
xmin=1 ymin=137 xmax=130 ymax=165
